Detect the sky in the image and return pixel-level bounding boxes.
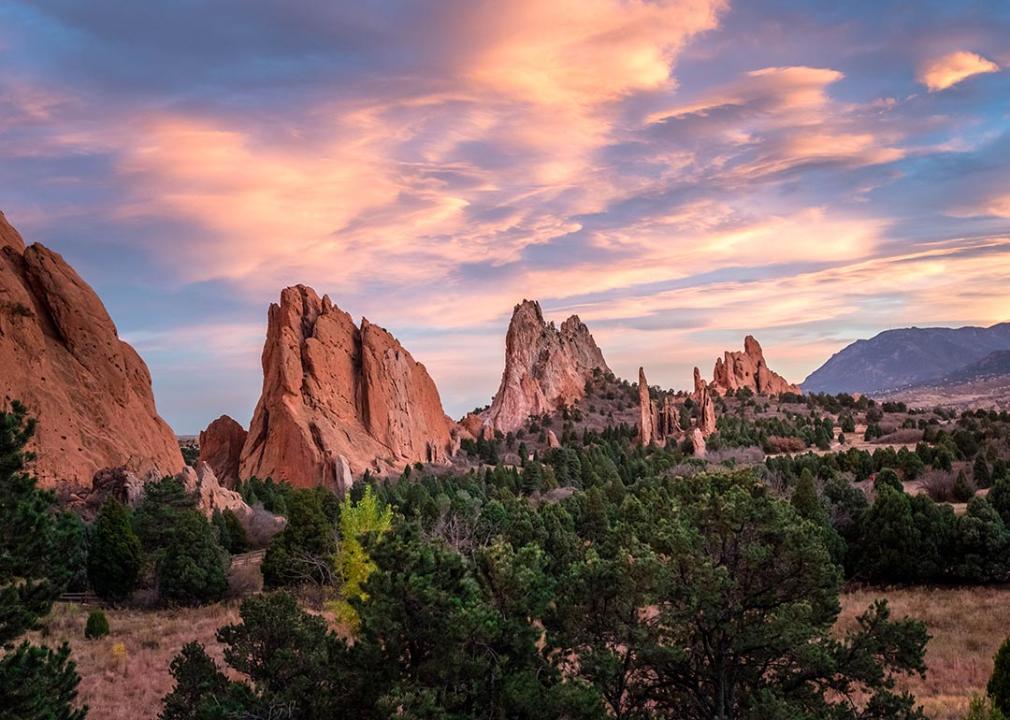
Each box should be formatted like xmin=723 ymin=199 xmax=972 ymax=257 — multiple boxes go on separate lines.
xmin=2 ymin=0 xmax=1009 ymax=434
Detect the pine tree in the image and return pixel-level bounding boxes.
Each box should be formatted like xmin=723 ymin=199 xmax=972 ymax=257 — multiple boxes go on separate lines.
xmin=975 ymin=455 xmax=993 ymax=489
xmin=88 ymin=497 xmax=143 ymax=601
xmin=0 ymin=401 xmax=86 ymax=720
xmin=989 ymin=636 xmax=1010 ymax=716
xmin=157 ymin=510 xmax=229 ymax=605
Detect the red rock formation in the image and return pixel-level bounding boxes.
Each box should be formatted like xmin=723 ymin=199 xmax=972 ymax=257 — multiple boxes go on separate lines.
xmin=0 ymin=211 xmax=182 ymax=487
xmin=638 ymin=367 xmax=655 ymax=446
xmin=710 ymin=336 xmax=800 ymax=396
xmin=690 ymin=428 xmax=707 ymax=458
xmin=483 ymin=300 xmax=608 ymax=433
xmin=198 ymin=415 xmax=247 ymax=487
xmin=638 ymin=367 xmax=683 ymax=447
xmin=239 ymin=285 xmax=455 ymax=489
xmin=693 ymin=367 xmax=718 ymax=436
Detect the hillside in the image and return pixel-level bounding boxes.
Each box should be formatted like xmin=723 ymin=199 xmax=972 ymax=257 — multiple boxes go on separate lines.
xmin=802 ymin=323 xmax=1010 ymax=394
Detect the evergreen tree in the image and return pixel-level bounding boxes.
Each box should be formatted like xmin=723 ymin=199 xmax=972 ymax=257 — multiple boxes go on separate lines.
xmin=211 ymin=509 xmax=249 ymax=555
xmin=53 ymin=511 xmax=89 ymax=593
xmin=856 ymin=485 xmax=919 ymax=583
xmin=0 ymin=401 xmax=85 ymax=720
xmin=975 ymin=455 xmax=993 ymax=489
xmin=873 ymin=468 xmax=903 ymax=493
xmin=261 ymin=489 xmax=336 ymax=588
xmin=88 ymin=497 xmax=142 ymax=601
xmin=954 ymin=471 xmax=976 ymax=503
xmin=991 ymin=636 xmax=1010 ymax=716
xmin=157 ymin=510 xmax=229 ymax=605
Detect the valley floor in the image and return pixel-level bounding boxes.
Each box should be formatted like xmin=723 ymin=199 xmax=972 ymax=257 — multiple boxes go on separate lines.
xmin=37 ymin=584 xmax=1010 ymax=720
xmin=839 ymin=585 xmax=1010 ymax=720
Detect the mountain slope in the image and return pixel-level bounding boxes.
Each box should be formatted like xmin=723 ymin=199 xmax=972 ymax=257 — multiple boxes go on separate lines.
xmin=802 ymin=323 xmax=1010 ymax=395
xmin=914 ymin=349 xmax=1010 ymax=388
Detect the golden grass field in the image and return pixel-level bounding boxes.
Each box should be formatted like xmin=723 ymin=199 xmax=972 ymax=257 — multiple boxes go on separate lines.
xmin=839 ymin=586 xmax=1010 ymax=720
xmin=37 ymin=601 xmax=241 ymax=720
xmin=32 ymin=585 xmax=1010 ymax=720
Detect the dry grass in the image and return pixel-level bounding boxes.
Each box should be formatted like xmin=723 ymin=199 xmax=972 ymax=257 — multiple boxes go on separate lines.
xmin=34 ymin=602 xmax=241 ymax=720
xmin=839 ymin=585 xmax=1010 ymax=720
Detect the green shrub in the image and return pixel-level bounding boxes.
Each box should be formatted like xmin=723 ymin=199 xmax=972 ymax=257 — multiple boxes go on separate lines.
xmin=873 ymin=468 xmax=903 ymax=493
xmin=84 ymin=610 xmax=109 ymax=639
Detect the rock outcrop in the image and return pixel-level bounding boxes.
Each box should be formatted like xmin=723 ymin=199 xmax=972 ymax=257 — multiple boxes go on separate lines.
xmin=483 ymin=300 xmax=609 ymax=433
xmin=198 ymin=415 xmax=247 ymax=487
xmin=0 ymin=211 xmax=183 ymax=487
xmin=239 ymin=285 xmax=456 ymax=490
xmin=638 ymin=367 xmax=655 ymax=446
xmin=691 ymin=428 xmax=707 ymax=458
xmin=637 ymin=367 xmax=681 ymax=447
xmin=693 ymin=367 xmax=718 ymax=436
xmin=711 ymin=336 xmax=800 ymax=396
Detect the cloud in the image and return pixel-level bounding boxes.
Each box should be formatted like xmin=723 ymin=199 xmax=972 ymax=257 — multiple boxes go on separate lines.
xmin=919 ymin=51 xmax=999 ymax=91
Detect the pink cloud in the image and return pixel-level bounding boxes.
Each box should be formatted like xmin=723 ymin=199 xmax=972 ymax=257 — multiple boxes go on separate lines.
xmin=919 ymin=51 xmax=1000 ymax=91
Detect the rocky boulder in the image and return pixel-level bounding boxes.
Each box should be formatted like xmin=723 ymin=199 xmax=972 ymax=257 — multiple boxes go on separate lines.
xmin=711 ymin=335 xmax=800 ymax=396
xmin=239 ymin=285 xmax=455 ymax=489
xmin=483 ymin=300 xmax=608 ymax=433
xmin=198 ymin=415 xmax=247 ymax=487
xmin=0 ymin=211 xmax=183 ymax=487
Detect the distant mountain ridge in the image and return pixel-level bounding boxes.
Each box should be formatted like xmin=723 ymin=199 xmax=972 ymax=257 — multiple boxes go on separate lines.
xmin=802 ymin=323 xmax=1010 ymax=395
xmin=910 ymin=349 xmax=1010 ymax=388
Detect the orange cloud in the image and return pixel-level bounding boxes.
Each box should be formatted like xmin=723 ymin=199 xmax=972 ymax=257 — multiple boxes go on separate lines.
xmin=919 ymin=51 xmax=999 ymax=91
xmin=467 ymin=0 xmax=725 ymax=106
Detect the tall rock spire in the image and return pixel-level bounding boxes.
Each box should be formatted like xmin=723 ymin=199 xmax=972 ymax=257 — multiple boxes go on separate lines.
xmin=483 ymin=300 xmax=609 ymax=433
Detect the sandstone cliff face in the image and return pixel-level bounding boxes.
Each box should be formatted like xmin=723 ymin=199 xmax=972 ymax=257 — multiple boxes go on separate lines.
xmin=239 ymin=285 xmax=455 ymax=490
xmin=711 ymin=336 xmax=800 ymax=396
xmin=483 ymin=300 xmax=609 ymax=433
xmin=198 ymin=415 xmax=247 ymax=487
xmin=0 ymin=212 xmax=183 ymax=487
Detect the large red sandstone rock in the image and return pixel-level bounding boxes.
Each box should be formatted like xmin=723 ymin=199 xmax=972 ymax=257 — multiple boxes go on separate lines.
xmin=483 ymin=300 xmax=609 ymax=433
xmin=239 ymin=285 xmax=455 ymax=489
xmin=711 ymin=336 xmax=801 ymax=396
xmin=198 ymin=415 xmax=247 ymax=487
xmin=0 ymin=212 xmax=183 ymax=487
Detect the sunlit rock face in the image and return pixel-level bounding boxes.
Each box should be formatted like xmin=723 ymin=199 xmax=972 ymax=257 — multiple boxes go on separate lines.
xmin=483 ymin=299 xmax=609 ymax=434
xmin=711 ymin=335 xmax=801 ymax=396
xmin=0 ymin=211 xmax=182 ymax=487
xmin=239 ymin=285 xmax=456 ymax=490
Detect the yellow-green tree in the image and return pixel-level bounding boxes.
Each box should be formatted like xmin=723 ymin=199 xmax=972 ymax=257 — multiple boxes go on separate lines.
xmin=332 ymin=486 xmax=393 ymax=628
